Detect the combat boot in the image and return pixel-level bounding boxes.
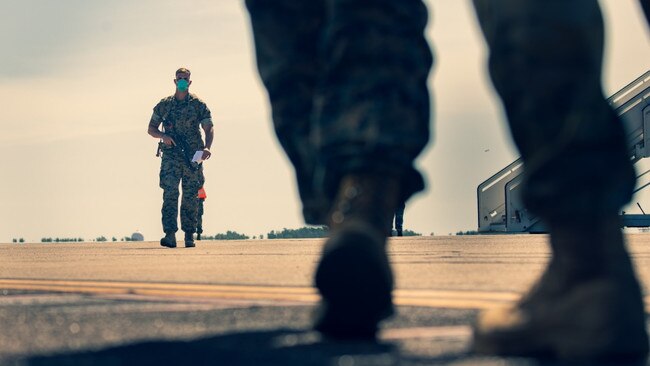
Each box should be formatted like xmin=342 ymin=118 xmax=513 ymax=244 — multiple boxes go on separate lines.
xmin=184 ymin=232 xmax=195 ymax=248
xmin=314 ymin=173 xmax=401 ymax=339
xmin=160 ymin=232 xmax=177 ymax=248
xmin=472 ymin=217 xmax=649 ymax=362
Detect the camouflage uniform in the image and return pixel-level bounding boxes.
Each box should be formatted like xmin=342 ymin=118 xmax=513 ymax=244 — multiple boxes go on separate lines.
xmin=246 ymin=0 xmax=432 ymax=224
xmin=150 ymin=94 xmax=212 ymax=235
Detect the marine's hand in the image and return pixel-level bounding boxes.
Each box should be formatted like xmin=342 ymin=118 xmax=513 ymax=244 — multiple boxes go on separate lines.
xmin=162 ymin=134 xmax=176 ymax=146
xmin=201 ymin=149 xmax=212 ymax=160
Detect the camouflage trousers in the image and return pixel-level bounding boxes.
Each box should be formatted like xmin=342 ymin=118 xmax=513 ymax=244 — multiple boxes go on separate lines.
xmin=247 ymin=0 xmax=637 ymax=225
xmin=159 ymin=153 xmax=204 ymax=234
xmin=246 ymin=0 xmax=432 ymax=224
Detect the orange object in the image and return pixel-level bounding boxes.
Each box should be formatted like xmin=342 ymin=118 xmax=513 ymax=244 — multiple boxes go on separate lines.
xmin=198 ymin=187 xmax=207 ymax=199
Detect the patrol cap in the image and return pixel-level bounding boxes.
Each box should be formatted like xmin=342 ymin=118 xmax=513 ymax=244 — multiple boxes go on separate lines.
xmin=175 ymin=67 xmax=191 ymax=76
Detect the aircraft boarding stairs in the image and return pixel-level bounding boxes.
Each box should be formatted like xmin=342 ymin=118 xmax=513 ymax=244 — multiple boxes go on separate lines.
xmin=477 ymin=70 xmax=650 ymax=233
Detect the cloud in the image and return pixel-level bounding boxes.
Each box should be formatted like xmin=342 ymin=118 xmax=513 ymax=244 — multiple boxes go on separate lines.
xmin=0 ymin=1 xmax=111 ymax=78
xmin=0 ymin=0 xmax=245 ymax=80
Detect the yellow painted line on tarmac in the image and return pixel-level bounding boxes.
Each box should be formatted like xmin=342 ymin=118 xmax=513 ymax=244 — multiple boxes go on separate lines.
xmin=0 ymin=279 xmax=320 ymax=303
xmin=382 ymin=326 xmax=471 ymax=341
xmin=1 ymin=279 xmax=650 ymax=311
xmin=394 ymin=289 xmax=519 ymax=310
xmin=0 ymin=279 xmax=516 ymax=309
xmin=0 ymin=279 xmax=317 ymax=294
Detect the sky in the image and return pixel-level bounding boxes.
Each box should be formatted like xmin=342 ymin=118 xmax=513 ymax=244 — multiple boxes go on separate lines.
xmin=0 ymin=1 xmax=648 ymax=243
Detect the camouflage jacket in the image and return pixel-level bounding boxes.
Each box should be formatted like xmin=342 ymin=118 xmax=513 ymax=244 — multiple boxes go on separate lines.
xmin=150 ymin=93 xmax=213 ymax=153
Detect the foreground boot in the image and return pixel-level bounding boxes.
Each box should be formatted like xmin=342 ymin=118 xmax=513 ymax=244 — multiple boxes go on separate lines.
xmin=472 ymin=218 xmax=649 ymax=362
xmin=314 ymin=173 xmax=400 ymax=340
xmin=160 ymin=232 xmax=177 ymax=248
xmin=184 ymin=232 xmax=196 ymax=248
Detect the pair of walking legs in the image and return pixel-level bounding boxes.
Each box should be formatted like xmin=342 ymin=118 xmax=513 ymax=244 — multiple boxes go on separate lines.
xmin=159 ymin=155 xmax=203 ymax=248
xmin=246 ymin=0 xmax=649 ymax=361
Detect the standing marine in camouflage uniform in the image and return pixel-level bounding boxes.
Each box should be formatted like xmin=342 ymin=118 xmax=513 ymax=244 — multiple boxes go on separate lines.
xmin=246 ymin=0 xmax=649 ymax=361
xmin=148 ymin=68 xmax=213 ymax=248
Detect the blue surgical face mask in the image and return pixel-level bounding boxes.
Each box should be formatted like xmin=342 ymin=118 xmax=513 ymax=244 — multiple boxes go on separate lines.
xmin=176 ymin=79 xmax=189 ymax=92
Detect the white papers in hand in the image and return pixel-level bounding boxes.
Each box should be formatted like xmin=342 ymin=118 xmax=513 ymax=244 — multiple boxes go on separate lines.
xmin=191 ymin=151 xmax=204 ymax=163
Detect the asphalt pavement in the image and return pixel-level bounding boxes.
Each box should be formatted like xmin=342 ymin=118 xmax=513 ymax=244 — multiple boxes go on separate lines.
xmin=1 ymin=234 xmax=649 ymax=365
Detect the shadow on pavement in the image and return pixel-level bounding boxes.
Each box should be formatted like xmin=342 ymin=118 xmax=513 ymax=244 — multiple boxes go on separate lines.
xmin=18 ymin=328 xmax=646 ymax=366
xmin=21 ymin=329 xmax=408 ymax=366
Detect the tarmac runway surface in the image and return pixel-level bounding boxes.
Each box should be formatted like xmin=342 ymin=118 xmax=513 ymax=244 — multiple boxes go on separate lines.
xmin=1 ymin=234 xmax=650 ymax=365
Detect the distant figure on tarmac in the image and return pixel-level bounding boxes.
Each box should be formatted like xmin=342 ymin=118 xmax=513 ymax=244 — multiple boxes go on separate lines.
xmin=197 ymin=187 xmax=207 ymax=240
xmin=392 ymin=201 xmax=406 ymax=237
xmin=148 ymin=67 xmax=213 ymax=249
xmin=245 ymin=0 xmax=649 ymax=362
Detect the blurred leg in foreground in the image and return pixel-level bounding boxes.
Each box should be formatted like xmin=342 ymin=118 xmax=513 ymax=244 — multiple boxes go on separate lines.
xmin=245 ymin=0 xmax=432 ymax=339
xmin=471 ymin=0 xmax=649 ymax=361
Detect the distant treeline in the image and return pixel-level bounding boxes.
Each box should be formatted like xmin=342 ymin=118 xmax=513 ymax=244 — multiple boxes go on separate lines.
xmin=393 ymin=229 xmax=421 ymax=237
xmin=200 ymin=231 xmax=250 ymax=240
xmin=198 ymin=226 xmax=328 ymax=240
xmin=41 ymin=237 xmax=85 ymax=243
xmin=455 ymin=230 xmax=479 ymax=236
xmin=265 ymin=227 xmax=422 ymax=238
xmin=267 ymin=226 xmax=329 ymax=239
xmin=35 ymin=236 xmax=138 ymax=243
xmin=198 ymin=227 xmax=329 ymax=240
xmin=11 ymin=226 xmax=423 ymax=244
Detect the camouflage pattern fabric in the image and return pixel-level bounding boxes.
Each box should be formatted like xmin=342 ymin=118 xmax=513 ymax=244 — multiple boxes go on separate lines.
xmin=246 ymin=0 xmax=432 ymax=224
xmin=150 ymin=94 xmax=211 ymax=234
xmin=151 ymin=93 xmax=212 ymax=152
xmin=159 ymin=155 xmax=205 ymax=234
